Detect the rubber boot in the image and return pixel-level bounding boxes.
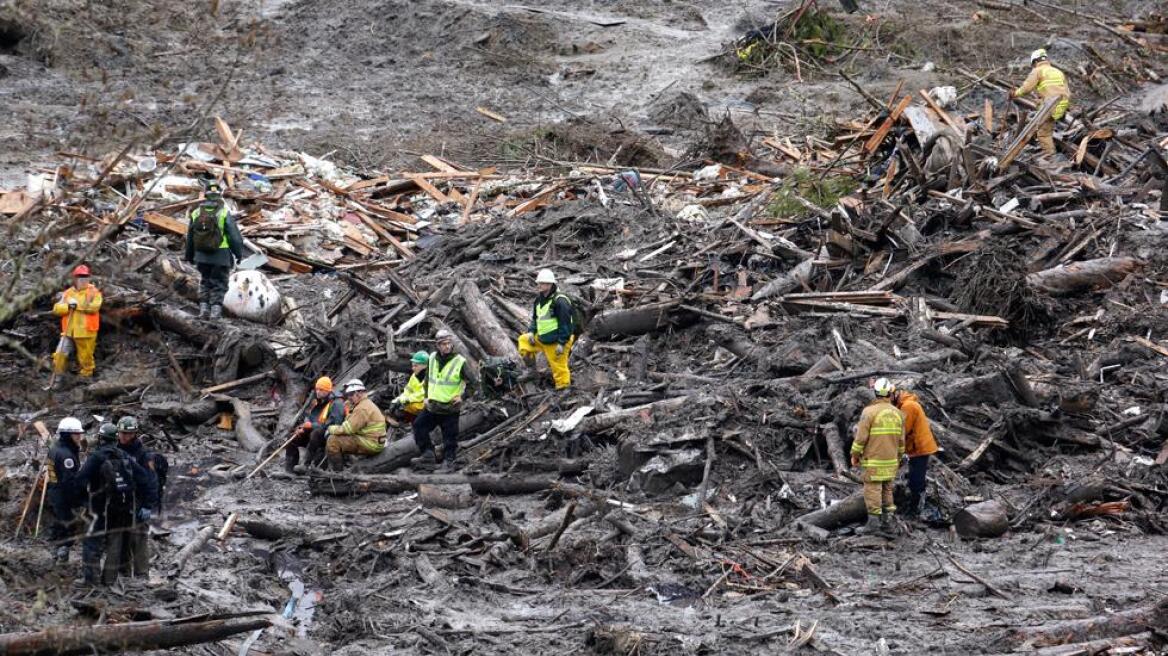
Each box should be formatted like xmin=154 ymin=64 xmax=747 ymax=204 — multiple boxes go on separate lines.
xmin=855 ymin=514 xmax=882 ymax=535
xmin=437 ymin=458 xmax=456 ymax=474
xmin=304 ymin=445 xmax=324 ymax=470
xmin=410 ymin=450 xmax=437 ymax=471
xmin=198 ymin=302 xmax=209 ymax=318
xmin=52 ymin=352 xmax=69 ymax=374
xmin=209 ymin=304 xmax=223 ymax=320
xmin=881 ymin=511 xmax=898 ymax=537
xmin=283 ymin=447 xmax=298 ymax=475
xmin=327 ymin=453 xmax=344 ymax=472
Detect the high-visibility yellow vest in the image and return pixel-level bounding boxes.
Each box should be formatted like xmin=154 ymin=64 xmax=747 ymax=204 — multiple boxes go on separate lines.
xmin=535 ymin=294 xmax=568 ymax=337
xmin=427 ymin=353 xmax=466 ymax=403
xmin=397 ymin=374 xmax=425 ymax=405
xmin=1036 ymin=66 xmax=1067 ymax=94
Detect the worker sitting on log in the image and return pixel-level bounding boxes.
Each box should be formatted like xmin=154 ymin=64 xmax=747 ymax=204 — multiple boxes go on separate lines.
xmin=517 ymin=268 xmax=576 ymax=391
xmin=1011 ymin=48 xmax=1071 ymax=160
xmin=390 ymin=352 xmax=428 ymax=425
xmin=850 ymin=378 xmax=906 ymax=537
xmin=324 ymin=379 xmax=387 ymax=470
xmin=184 ymin=181 xmax=244 ymax=319
xmin=891 ymin=388 xmax=938 ymax=519
xmin=412 ymin=329 xmax=478 ymax=472
xmin=45 ymin=417 xmax=86 ymax=563
xmin=286 ymin=376 xmax=346 ymax=474
xmin=116 ymin=415 xmax=167 ymax=579
xmin=51 ymin=265 xmax=103 ymax=381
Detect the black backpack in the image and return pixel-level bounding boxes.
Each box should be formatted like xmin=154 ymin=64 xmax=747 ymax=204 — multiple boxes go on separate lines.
xmin=558 ymin=292 xmax=590 ymax=337
xmin=480 ymin=356 xmax=519 ymax=397
xmin=191 ymin=206 xmax=225 ymax=253
xmin=98 ymin=450 xmax=136 ymax=513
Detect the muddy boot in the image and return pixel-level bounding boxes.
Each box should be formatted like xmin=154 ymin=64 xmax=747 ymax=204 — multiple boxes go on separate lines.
xmin=855 ymin=514 xmax=883 ymax=536
xmin=198 ymin=302 xmax=209 ymax=318
xmin=903 ymin=493 xmax=920 ymax=519
xmin=437 ymin=458 xmax=457 ymax=474
xmin=304 ymin=446 xmax=325 ymax=470
xmin=410 ymin=450 xmax=437 ymax=471
xmin=209 ymin=304 xmax=223 ymax=320
xmin=881 ymin=511 xmax=898 ymax=537
xmin=283 ymin=448 xmax=298 ymax=475
xmin=326 ymin=453 xmax=345 ymax=472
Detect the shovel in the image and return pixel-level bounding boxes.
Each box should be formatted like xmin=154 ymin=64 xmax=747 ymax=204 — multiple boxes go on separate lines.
xmin=236 ymin=238 xmax=269 ymax=271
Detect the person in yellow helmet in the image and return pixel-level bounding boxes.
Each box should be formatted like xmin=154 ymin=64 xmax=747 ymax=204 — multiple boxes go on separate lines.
xmin=52 ymin=265 xmax=103 ymax=380
xmin=851 ymin=378 xmax=906 ymax=537
xmin=284 ymin=376 xmax=345 ymax=474
xmin=1012 ymin=48 xmax=1071 ymax=158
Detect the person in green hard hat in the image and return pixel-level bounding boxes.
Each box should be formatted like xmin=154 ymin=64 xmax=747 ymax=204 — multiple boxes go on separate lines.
xmin=390 ymin=351 xmax=429 ymax=425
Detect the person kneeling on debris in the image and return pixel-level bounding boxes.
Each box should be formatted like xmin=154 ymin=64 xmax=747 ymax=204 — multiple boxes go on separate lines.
xmin=184 ymin=181 xmax=244 ymax=319
xmin=389 ymin=352 xmax=428 ymax=424
xmin=52 ymin=265 xmax=103 ymax=380
xmin=287 ymin=376 xmax=346 ymax=473
xmin=412 ymin=329 xmax=478 ymax=472
xmin=517 ymin=268 xmax=576 ymax=390
xmin=324 ymin=379 xmax=387 ymax=470
xmin=116 ymin=416 xmax=167 ymax=578
xmin=71 ymin=423 xmax=157 ymax=585
xmin=1012 ymin=48 xmax=1071 ymax=159
xmin=891 ymin=388 xmax=938 ymax=518
xmin=45 ymin=417 xmax=87 ymax=563
xmin=851 ymin=378 xmax=905 ymax=537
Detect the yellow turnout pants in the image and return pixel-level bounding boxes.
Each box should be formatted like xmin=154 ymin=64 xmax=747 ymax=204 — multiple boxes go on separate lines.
xmin=518 ymin=333 xmax=575 ymax=389
xmin=53 ymin=336 xmax=97 ymax=377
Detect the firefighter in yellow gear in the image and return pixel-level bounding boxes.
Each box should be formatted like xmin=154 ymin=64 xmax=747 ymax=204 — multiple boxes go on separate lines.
xmin=325 ymin=379 xmax=387 ymax=470
xmin=517 ymin=269 xmax=575 ymax=390
xmin=851 ymin=377 xmax=906 ymax=536
xmin=1013 ymin=48 xmax=1071 ymax=157
xmin=52 ymin=265 xmax=103 ymax=378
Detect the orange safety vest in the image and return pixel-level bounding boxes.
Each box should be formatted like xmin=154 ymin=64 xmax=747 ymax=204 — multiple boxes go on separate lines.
xmin=57 ymin=285 xmax=102 ymax=335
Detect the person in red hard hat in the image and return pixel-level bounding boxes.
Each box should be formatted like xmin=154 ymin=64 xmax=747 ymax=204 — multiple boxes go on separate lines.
xmin=52 ymin=265 xmax=103 ymax=379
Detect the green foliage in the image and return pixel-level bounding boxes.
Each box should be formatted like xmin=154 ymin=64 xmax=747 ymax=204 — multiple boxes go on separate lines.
xmin=767 ymin=168 xmax=858 ymax=218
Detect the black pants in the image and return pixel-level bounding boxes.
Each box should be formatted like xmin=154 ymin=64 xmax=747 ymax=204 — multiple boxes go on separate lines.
xmin=82 ymin=508 xmax=133 ymax=584
xmin=196 ymin=262 xmax=230 ymax=306
xmin=47 ymin=490 xmax=79 ymax=553
xmin=906 ymin=455 xmax=930 ymax=513
xmin=412 ymin=411 xmax=460 ymax=462
xmin=286 ymin=426 xmax=328 ymax=469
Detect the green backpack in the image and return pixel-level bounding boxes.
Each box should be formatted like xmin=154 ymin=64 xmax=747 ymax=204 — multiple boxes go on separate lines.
xmin=191 ymin=206 xmax=225 ymax=253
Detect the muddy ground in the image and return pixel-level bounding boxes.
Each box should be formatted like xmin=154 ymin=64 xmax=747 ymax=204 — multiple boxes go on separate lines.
xmin=2 ymin=0 xmax=1168 ymax=654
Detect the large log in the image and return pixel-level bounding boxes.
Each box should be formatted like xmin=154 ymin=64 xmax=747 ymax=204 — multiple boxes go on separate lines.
xmin=0 ymin=614 xmax=271 ymax=656
xmin=751 ymin=256 xmax=816 ymax=301
xmin=459 ymin=280 xmax=521 ymax=361
xmin=820 ymin=423 xmax=849 ymax=478
xmin=210 ymin=395 xmax=267 ymax=452
xmin=795 ymin=491 xmax=866 ymax=530
xmin=269 ymin=362 xmax=310 ymax=453
xmin=979 ymin=599 xmax=1168 ymax=653
xmin=1026 ymin=257 xmax=1141 ymax=296
xmin=953 ymin=499 xmax=1009 ymax=538
xmin=588 ymin=300 xmax=684 ymax=340
xmin=354 ymin=408 xmax=489 ymax=473
xmin=146 ymin=304 xmax=213 ymax=346
xmin=936 ymin=372 xmax=1016 ymax=408
xmin=705 ymin=324 xmax=815 ymax=375
xmin=141 ymin=399 xmax=218 ymax=425
xmin=575 ymin=395 xmax=698 ymax=434
xmin=308 ymin=472 xmax=560 ymax=497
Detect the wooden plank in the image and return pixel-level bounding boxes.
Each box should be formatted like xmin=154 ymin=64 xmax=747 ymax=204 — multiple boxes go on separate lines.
xmin=144 ymin=211 xmax=188 ymax=236
xmin=407 ymin=175 xmax=453 ymax=204
xmin=0 ymin=191 xmax=33 ymax=215
xmin=998 ymin=96 xmax=1059 ymax=171
xmin=345 ymin=176 xmax=391 ymax=192
xmin=460 ymin=178 xmax=482 ymax=225
xmin=984 ymin=98 xmax=994 ymax=134
xmin=476 ymin=106 xmax=508 ymax=122
xmin=213 ymin=117 xmax=242 ymax=161
xmin=919 ymin=89 xmax=965 ymax=136
xmin=199 ymin=370 xmax=273 ymax=395
xmin=420 ymin=155 xmax=466 ymax=173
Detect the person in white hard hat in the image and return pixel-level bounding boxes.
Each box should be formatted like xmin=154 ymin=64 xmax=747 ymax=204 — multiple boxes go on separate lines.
xmin=850 ymin=378 xmax=906 ymax=537
xmin=517 ymin=268 xmax=577 ymax=390
xmin=324 ymin=378 xmax=388 ymax=470
xmin=412 ymin=329 xmax=478 ymax=472
xmin=1011 ymin=47 xmax=1071 ymax=159
xmin=45 ymin=417 xmax=86 ymax=562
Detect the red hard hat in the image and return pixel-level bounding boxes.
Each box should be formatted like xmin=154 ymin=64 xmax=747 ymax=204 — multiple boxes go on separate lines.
xmin=72 ymin=265 xmax=90 ymax=277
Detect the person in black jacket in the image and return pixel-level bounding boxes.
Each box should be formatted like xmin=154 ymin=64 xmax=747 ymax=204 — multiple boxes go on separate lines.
xmin=184 ymin=182 xmax=245 ymax=319
xmin=116 ymin=415 xmax=166 ymax=578
xmin=71 ymin=424 xmax=158 ymax=585
xmin=45 ymin=417 xmax=86 ymax=563
xmin=286 ymin=376 xmax=346 ymax=474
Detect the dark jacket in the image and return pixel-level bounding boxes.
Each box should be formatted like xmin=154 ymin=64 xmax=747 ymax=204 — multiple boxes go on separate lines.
xmin=184 ymin=203 xmax=245 ymax=267
xmin=118 ymin=438 xmax=167 ymax=509
xmin=71 ymin=444 xmax=158 ymax=516
xmin=46 ymin=434 xmax=84 ymax=511
xmin=529 ymin=285 xmax=574 ymax=345
xmin=307 ymin=392 xmax=346 ymax=431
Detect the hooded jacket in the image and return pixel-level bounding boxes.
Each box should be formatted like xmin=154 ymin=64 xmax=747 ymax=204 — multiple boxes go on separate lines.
xmin=896 ymin=392 xmax=938 ymax=457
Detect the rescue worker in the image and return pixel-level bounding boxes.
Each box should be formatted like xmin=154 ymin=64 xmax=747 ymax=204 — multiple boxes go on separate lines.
xmin=324 ymin=379 xmax=388 ymax=470
xmin=184 ymin=182 xmax=244 ymax=319
xmin=850 ymin=378 xmax=905 ymax=537
xmin=891 ymin=388 xmax=938 ymax=518
xmin=45 ymin=417 xmax=86 ymax=562
xmin=389 ymin=352 xmax=428 ymax=424
xmin=71 ymin=423 xmax=157 ymax=585
xmin=286 ymin=376 xmax=345 ymax=473
xmin=52 ymin=265 xmax=103 ymax=379
xmin=116 ymin=416 xmax=166 ymax=577
xmin=1012 ymin=48 xmax=1071 ymax=159
xmin=517 ymin=269 xmax=575 ymax=390
xmin=412 ymin=329 xmax=479 ymax=472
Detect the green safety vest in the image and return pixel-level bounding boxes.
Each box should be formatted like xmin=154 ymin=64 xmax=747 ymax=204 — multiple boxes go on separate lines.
xmin=535 ymin=294 xmax=568 ymax=338
xmin=191 ymin=206 xmax=230 ymax=249
xmin=427 ymin=353 xmax=466 ymax=403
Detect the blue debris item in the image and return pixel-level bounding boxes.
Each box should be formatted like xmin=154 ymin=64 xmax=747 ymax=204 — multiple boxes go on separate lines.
xmin=612 ymin=169 xmax=642 ymax=192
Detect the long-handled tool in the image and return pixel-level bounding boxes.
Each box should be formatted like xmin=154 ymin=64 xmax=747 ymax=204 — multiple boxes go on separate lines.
xmin=33 ymin=472 xmax=49 ymax=537
xmin=44 ymin=307 xmax=75 ymax=391
xmin=247 ymin=428 xmax=302 ymax=479
xmin=14 ymin=469 xmax=44 ymax=537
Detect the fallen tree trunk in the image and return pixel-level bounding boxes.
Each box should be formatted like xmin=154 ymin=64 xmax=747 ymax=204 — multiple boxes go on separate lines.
xmin=308 ymin=472 xmax=560 ymax=497
xmin=210 ymin=395 xmax=267 ymax=452
xmin=0 ymin=614 xmax=271 ymax=656
xmin=953 ymin=499 xmax=1009 ymax=538
xmin=588 ymin=300 xmax=684 ymax=340
xmin=146 ymin=304 xmax=213 ymax=346
xmin=354 ymin=408 xmax=489 ymax=473
xmin=705 ymin=324 xmax=815 ymax=375
xmin=172 ymin=526 xmax=216 ymax=573
xmin=141 ymin=399 xmax=218 ymax=425
xmin=84 ymin=378 xmax=143 ymax=399
xmin=979 ymin=599 xmax=1168 ymax=653
xmin=936 ymin=372 xmax=1017 ymax=408
xmin=459 ymin=280 xmax=521 ymax=361
xmin=751 ymin=256 xmax=816 ymax=301
xmin=795 ymin=491 xmax=866 ymax=530
xmin=575 ymin=395 xmax=698 ymax=434
xmin=1026 ymin=257 xmax=1141 ymax=295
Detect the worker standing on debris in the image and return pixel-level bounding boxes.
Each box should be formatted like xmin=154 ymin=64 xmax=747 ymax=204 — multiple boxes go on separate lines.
xmin=324 ymin=379 xmax=387 ymax=470
xmin=184 ymin=181 xmax=244 ymax=319
xmin=287 ymin=376 xmax=346 ymax=473
xmin=389 ymin=352 xmax=428 ymax=424
xmin=412 ymin=329 xmax=479 ymax=472
xmin=517 ymin=269 xmax=576 ymax=390
xmin=891 ymin=389 xmax=938 ymax=518
xmin=851 ymin=378 xmax=906 ymax=536
xmin=116 ymin=416 xmax=166 ymax=578
xmin=1012 ymin=48 xmax=1071 ymax=159
xmin=52 ymin=265 xmax=103 ymax=380
xmin=71 ymin=423 xmax=157 ymax=585
xmin=45 ymin=417 xmax=86 ymax=563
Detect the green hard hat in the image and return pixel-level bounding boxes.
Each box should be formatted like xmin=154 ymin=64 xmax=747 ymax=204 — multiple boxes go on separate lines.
xmin=117 ymin=416 xmax=139 ymax=433
xmin=98 ymin=423 xmax=119 ymax=441
xmin=411 ymin=351 xmax=429 ymax=365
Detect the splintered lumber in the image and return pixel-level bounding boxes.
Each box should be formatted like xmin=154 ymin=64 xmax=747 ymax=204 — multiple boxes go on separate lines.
xmin=588 ymin=300 xmax=683 ymax=340
xmin=575 ymin=395 xmax=697 ymax=434
xmin=459 ymin=280 xmax=521 ymax=361
xmin=751 ymin=256 xmax=816 ymax=301
xmin=1026 ymin=257 xmax=1142 ymax=295
xmin=980 ymin=599 xmax=1168 ymax=653
xmin=172 ymin=526 xmax=216 ymax=572
xmin=863 ymin=95 xmax=913 ymax=155
xmin=0 ymin=614 xmax=271 ymax=656
xmin=820 ymin=424 xmax=849 ymax=478
xmin=953 ymin=500 xmax=1009 ymax=538
xmin=998 ymin=95 xmax=1060 ymax=170
xmin=308 ymin=473 xmax=559 ymax=497
xmin=795 ymin=491 xmax=866 ymax=530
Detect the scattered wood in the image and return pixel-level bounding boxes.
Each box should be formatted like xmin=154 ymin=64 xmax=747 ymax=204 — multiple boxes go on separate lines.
xmin=0 ymin=613 xmax=271 ymax=656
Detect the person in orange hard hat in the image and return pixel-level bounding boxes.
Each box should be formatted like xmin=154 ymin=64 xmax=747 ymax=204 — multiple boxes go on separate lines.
xmin=52 ymin=265 xmax=103 ymax=379
xmin=284 ymin=376 xmax=346 ymax=474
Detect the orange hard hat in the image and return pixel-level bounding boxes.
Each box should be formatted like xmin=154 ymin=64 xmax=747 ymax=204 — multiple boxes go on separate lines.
xmin=315 ymin=376 xmax=333 ymax=392
xmin=72 ymin=265 xmax=91 ymax=277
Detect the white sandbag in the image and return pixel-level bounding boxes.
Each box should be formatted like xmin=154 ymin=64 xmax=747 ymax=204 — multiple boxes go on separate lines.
xmin=223 ymin=270 xmax=282 ymax=324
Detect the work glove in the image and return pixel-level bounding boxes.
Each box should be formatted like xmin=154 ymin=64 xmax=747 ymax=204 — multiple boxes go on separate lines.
xmin=136 ymin=508 xmax=153 ymax=523
xmin=527 ymin=334 xmax=537 ymax=346
xmin=67 ymin=299 xmax=78 ymax=310
xmin=850 ymin=455 xmax=861 ymax=469
xmin=555 ymin=343 xmax=564 ymax=356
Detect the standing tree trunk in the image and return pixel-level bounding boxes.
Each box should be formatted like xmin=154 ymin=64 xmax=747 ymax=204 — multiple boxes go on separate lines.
xmin=459 ymin=280 xmax=521 ymax=361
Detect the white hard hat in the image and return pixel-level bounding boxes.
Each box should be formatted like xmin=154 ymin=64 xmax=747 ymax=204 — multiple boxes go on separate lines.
xmin=57 ymin=417 xmax=83 ymax=434
xmin=873 ymin=377 xmax=896 ymax=397
xmin=435 ymin=329 xmax=454 ymax=341
xmin=343 ymin=378 xmax=366 ymax=393
xmin=536 ymin=269 xmax=556 ymax=284
xmin=1030 ymin=48 xmax=1047 ymax=64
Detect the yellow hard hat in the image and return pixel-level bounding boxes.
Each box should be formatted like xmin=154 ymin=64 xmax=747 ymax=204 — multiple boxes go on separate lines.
xmin=315 ymin=376 xmax=333 ymax=392
xmin=1030 ymin=48 xmax=1047 ymax=64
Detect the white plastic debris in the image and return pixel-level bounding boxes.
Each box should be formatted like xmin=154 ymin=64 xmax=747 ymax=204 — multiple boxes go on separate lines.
xmin=590 ymin=278 xmax=626 ymax=292
xmin=921 ymin=61 xmax=935 ymax=72
xmin=298 ymin=152 xmax=357 ymax=187
xmin=1123 ymin=406 xmax=1142 ymax=416
xmin=999 ymin=197 xmax=1020 ymax=213
xmin=928 ymin=86 xmax=958 ymax=109
xmin=223 ymin=270 xmax=282 ymax=324
xmin=693 ymin=163 xmax=722 ymax=181
xmin=551 ymin=405 xmax=594 ymax=433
